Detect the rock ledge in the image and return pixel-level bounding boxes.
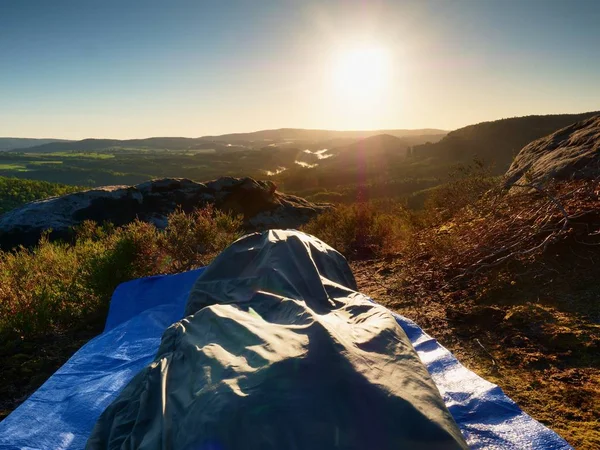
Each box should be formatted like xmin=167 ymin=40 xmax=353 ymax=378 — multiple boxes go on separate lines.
xmin=0 ymin=177 xmax=330 ymax=249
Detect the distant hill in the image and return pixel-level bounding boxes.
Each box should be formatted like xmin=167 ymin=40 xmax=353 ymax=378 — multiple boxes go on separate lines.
xmin=200 ymin=128 xmax=447 ymax=143
xmin=334 ymin=133 xmax=409 ymax=157
xmin=15 ymin=128 xmax=447 ymax=153
xmin=0 ymin=138 xmax=70 ymax=152
xmin=16 ymin=137 xmax=235 ymax=153
xmin=412 ymin=111 xmax=600 ymax=173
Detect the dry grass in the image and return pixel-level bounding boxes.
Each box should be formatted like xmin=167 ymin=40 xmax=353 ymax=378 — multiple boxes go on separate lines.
xmin=351 ymin=179 xmax=600 ymax=449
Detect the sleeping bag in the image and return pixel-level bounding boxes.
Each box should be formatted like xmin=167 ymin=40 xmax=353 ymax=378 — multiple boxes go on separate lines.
xmin=86 ymin=229 xmax=468 ymax=450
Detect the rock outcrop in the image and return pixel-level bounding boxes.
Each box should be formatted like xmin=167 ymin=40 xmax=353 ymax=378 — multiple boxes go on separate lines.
xmin=505 ymin=115 xmax=600 ymax=189
xmin=0 ymin=177 xmax=330 ymax=249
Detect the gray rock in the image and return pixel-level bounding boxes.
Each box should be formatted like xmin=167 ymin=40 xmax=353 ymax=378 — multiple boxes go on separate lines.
xmin=505 ymin=115 xmax=600 ymax=191
xmin=0 ymin=177 xmax=330 ymax=249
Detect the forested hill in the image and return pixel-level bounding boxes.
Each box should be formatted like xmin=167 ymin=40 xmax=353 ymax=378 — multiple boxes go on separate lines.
xmin=0 ymin=138 xmax=70 ymax=152
xmin=15 ymin=129 xmax=447 ymax=153
xmin=0 ymin=177 xmax=81 ymax=214
xmin=412 ymin=111 xmax=600 ymax=173
xmin=199 ymin=128 xmax=447 ymax=142
xmin=11 ymin=138 xmax=230 ymax=153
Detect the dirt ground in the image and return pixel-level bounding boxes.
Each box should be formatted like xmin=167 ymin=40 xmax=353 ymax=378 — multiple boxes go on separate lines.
xmin=351 ymin=256 xmax=600 ymax=450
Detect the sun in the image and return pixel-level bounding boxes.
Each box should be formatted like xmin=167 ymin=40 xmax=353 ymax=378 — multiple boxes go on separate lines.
xmin=331 ymin=46 xmax=390 ymax=104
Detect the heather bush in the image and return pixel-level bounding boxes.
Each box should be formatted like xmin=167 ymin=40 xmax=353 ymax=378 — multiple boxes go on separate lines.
xmin=0 ymin=207 xmax=243 ymax=341
xmin=301 ymin=201 xmax=411 ymax=258
xmin=161 ymin=206 xmax=243 ymax=271
xmin=0 ymin=235 xmax=104 ymax=339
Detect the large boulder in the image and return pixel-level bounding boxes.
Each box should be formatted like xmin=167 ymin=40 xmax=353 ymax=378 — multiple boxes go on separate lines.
xmin=505 ymin=115 xmax=600 ymax=189
xmin=0 ymin=177 xmax=330 ymax=249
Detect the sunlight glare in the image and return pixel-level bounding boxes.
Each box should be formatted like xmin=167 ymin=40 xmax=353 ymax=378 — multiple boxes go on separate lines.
xmin=331 ymin=46 xmax=391 ymax=104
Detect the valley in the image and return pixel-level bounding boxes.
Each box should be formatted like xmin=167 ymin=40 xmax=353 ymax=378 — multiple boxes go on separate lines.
xmin=1 ymin=112 xmax=597 ymax=209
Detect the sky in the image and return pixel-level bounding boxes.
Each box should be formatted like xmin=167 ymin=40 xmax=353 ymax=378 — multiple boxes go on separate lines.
xmin=1 ymin=0 xmax=599 ymax=139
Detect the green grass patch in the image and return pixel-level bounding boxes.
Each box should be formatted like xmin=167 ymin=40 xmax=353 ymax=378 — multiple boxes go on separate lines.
xmin=0 ymin=164 xmax=28 ymax=171
xmin=27 ymin=161 xmax=64 ymax=166
xmin=42 ymin=152 xmax=114 ymax=159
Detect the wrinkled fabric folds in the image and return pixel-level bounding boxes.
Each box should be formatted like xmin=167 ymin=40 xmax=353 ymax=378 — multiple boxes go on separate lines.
xmin=86 ymin=230 xmax=468 ymax=450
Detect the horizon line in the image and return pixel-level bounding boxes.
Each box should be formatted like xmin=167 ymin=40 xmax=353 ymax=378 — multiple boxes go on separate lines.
xmin=3 ymin=109 xmax=599 ymax=141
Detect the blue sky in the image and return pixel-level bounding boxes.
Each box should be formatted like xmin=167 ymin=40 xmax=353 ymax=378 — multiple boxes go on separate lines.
xmin=1 ymin=0 xmax=599 ymax=139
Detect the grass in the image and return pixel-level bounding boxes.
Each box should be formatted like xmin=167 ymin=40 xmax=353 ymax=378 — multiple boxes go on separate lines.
xmin=0 ymin=164 xmax=29 ymax=171
xmin=27 ymin=160 xmax=63 ymax=166
xmin=300 ymin=172 xmax=599 ymax=448
xmin=43 ymin=152 xmax=115 ymax=159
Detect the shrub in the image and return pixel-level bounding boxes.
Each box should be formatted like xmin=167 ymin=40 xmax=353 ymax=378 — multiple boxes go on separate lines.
xmin=0 ymin=235 xmax=105 ymax=339
xmin=0 ymin=207 xmax=243 ymax=341
xmin=301 ymin=201 xmax=411 ymax=259
xmin=83 ymin=221 xmax=162 ymax=302
xmin=161 ymin=206 xmax=243 ymax=272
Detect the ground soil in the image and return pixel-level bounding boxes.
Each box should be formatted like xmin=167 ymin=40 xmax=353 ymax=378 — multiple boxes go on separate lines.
xmin=351 ymin=254 xmax=600 ymax=450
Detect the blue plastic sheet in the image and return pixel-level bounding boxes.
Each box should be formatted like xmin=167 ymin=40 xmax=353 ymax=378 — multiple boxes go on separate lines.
xmin=0 ymin=269 xmax=572 ymax=449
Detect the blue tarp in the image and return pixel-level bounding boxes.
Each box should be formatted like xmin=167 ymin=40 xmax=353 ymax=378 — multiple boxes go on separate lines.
xmin=0 ymin=268 xmax=572 ymax=449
